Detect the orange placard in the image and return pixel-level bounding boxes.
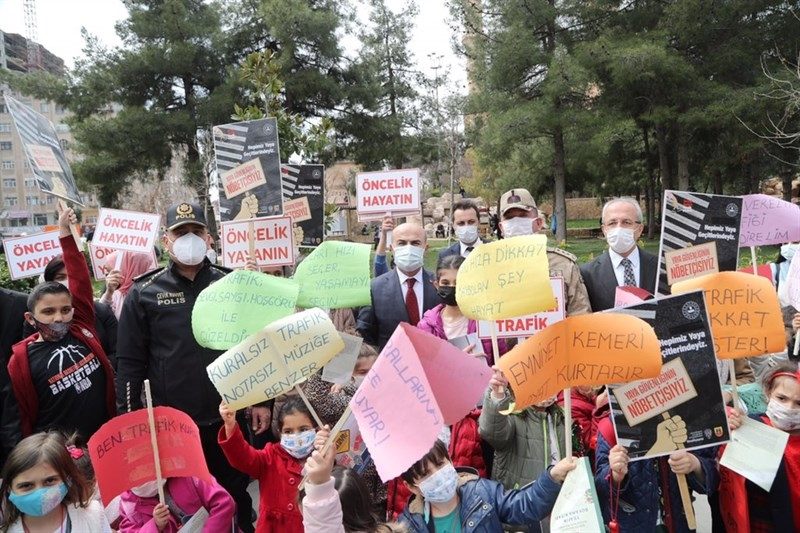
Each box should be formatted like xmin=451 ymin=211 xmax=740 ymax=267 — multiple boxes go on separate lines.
xmin=88 ymin=407 xmax=210 ymax=505
xmin=672 ymin=271 xmax=785 ymax=359
xmin=498 ymin=313 xmax=662 ymax=410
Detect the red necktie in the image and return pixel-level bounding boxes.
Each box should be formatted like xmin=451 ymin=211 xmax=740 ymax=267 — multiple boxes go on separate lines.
xmin=405 ymin=278 xmax=420 ymax=326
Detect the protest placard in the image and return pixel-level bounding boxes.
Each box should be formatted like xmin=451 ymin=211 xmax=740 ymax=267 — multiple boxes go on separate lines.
xmin=664 ymin=242 xmax=719 ymax=285
xmin=214 ymin=118 xmax=283 ymax=221
xmin=2 ymin=230 xmax=62 ymax=280
xmin=476 ymin=277 xmax=565 ymax=338
xmin=322 ymin=332 xmax=363 ymax=385
xmin=356 ymin=168 xmax=421 ymax=220
xmin=785 ymin=251 xmax=800 ymax=309
xmin=88 ymin=245 xmax=158 ymax=280
xmin=656 ymin=191 xmax=742 ymax=295
xmin=192 ymin=269 xmax=299 ymax=350
xmin=293 ymin=240 xmax=371 ymax=309
xmin=220 ymin=215 xmax=294 ymax=269
xmin=93 ymin=208 xmax=161 ymax=254
xmin=282 ymin=164 xmax=325 ymax=247
xmin=457 ymin=234 xmax=555 ymax=321
xmin=206 ymin=308 xmax=344 ymax=408
xmin=672 ymin=271 xmax=785 ymax=359
xmin=498 ymin=313 xmax=662 ymax=410
xmin=739 ymin=194 xmax=800 ymax=247
xmin=608 ymin=291 xmax=730 ymax=460
xmin=88 ymin=407 xmax=210 ymax=505
xmin=350 ymin=324 xmax=492 ymax=481
xmin=4 ymin=95 xmax=83 ymax=205
xmin=550 ymin=457 xmax=605 ymax=533
xmin=333 ymin=409 xmax=372 ymax=475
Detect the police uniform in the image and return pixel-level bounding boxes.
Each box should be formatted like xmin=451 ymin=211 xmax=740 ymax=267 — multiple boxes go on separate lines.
xmin=114 ymin=202 xmax=255 ymax=533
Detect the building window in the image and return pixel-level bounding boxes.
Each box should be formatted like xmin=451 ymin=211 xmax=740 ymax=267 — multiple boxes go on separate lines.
xmin=45 ymin=195 xmax=55 ymax=204
xmin=24 ymin=177 xmax=35 ymax=188
xmin=0 ymin=104 xmax=6 ymax=113
xmin=1 ymin=160 xmax=13 ymax=170
xmin=3 ymin=178 xmax=16 ymax=188
xmin=0 ymin=142 xmax=11 ymax=151
xmin=0 ymin=123 xmax=10 ymax=133
xmin=26 ymin=196 xmax=39 ymax=206
xmin=4 ymin=196 xmax=18 ymax=207
xmin=59 ymin=139 xmax=69 ymax=151
xmin=23 ymin=160 xmax=29 ymax=169
xmin=34 ymin=214 xmax=48 ymax=225
xmin=40 ymin=103 xmax=49 ymax=113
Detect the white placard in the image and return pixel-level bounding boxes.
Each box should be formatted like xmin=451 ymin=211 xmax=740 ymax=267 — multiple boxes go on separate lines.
xmin=220 ymin=215 xmax=295 ymax=269
xmin=356 ymin=168 xmax=420 ymax=219
xmin=720 ymin=417 xmax=789 ymax=492
xmin=3 ymin=230 xmax=63 ymax=280
xmin=94 ymin=208 xmax=161 ymax=254
xmin=477 ymin=278 xmax=565 ymax=339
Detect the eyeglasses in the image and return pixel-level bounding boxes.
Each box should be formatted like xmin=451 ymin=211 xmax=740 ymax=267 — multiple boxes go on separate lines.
xmin=603 ymin=219 xmax=641 ymax=228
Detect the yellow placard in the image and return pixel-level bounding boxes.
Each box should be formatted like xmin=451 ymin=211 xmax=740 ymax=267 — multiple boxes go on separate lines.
xmin=456 ymin=234 xmax=555 ymax=320
xmin=498 ymin=313 xmax=663 ymax=410
xmin=672 ymin=271 xmax=785 ymax=359
xmin=206 ymin=308 xmax=344 ymax=408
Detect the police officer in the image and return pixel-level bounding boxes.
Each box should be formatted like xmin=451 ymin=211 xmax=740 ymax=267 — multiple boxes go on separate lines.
xmin=498 ymin=189 xmax=592 ymax=316
xmin=115 ymin=202 xmax=264 ymax=532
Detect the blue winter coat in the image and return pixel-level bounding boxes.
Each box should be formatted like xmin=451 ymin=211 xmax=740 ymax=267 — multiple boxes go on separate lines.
xmin=399 ymin=471 xmax=562 ymax=533
xmin=594 ymin=432 xmax=719 ymax=533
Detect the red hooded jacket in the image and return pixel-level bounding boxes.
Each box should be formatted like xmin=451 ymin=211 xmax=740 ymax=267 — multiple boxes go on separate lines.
xmin=8 ymin=235 xmax=116 ymax=437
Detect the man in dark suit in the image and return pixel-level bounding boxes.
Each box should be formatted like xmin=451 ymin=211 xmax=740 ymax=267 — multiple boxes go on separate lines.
xmin=358 ymin=222 xmax=442 ymax=350
xmin=0 ymin=288 xmax=28 ymax=364
xmin=580 ymin=197 xmax=658 ymax=311
xmin=438 ymin=199 xmax=487 ymax=262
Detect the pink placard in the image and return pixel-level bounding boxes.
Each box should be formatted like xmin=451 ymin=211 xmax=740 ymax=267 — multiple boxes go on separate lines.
xmin=349 ymin=324 xmax=491 ymax=482
xmin=614 ymin=286 xmax=652 ymax=308
xmin=739 ymin=194 xmax=800 ymax=247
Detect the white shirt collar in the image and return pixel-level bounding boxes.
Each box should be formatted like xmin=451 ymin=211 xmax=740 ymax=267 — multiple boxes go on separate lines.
xmin=397 ymin=268 xmax=424 ymax=285
xmin=608 ymin=246 xmax=640 ymax=269
xmin=460 ymin=239 xmax=481 ymax=255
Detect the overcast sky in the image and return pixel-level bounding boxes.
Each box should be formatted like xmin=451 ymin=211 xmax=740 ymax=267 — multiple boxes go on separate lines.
xmin=0 ymin=0 xmax=466 ymax=95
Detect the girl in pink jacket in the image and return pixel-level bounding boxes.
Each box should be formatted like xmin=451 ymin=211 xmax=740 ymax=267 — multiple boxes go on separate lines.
xmin=118 ymin=476 xmax=236 ymax=532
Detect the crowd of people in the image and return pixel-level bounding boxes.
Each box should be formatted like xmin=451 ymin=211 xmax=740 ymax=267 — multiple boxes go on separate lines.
xmin=0 ymin=189 xmax=797 ymax=533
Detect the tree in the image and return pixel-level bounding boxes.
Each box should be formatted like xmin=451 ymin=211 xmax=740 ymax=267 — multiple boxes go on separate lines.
xmin=4 ymin=0 xmax=350 ymax=217
xmin=338 ymin=0 xmax=420 ymax=170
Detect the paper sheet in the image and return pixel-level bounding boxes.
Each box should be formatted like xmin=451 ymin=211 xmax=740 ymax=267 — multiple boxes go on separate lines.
xmin=720 ymin=417 xmax=789 ymax=491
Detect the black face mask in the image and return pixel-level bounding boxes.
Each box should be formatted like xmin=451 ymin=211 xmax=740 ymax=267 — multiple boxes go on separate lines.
xmin=437 ymin=285 xmax=457 ymax=306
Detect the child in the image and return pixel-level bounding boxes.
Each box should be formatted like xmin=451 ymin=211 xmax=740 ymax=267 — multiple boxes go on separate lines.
xmin=302 ymin=429 xmax=403 ymax=533
xmin=719 ymin=363 xmax=800 ymax=531
xmin=416 ymin=254 xmax=507 ymax=364
xmin=479 ymin=367 xmax=570 ymax=491
xmin=118 ymin=475 xmax=236 ymax=532
xmin=5 ymin=207 xmax=115 ymax=449
xmin=398 ymin=440 xmax=575 ymax=532
xmin=99 ymin=250 xmax=157 ymax=318
xmin=595 ymin=412 xmax=718 ymax=532
xmin=219 ymin=396 xmax=318 ymax=533
xmin=303 ymin=344 xmax=387 ymax=514
xmin=0 ymin=431 xmax=110 ymax=532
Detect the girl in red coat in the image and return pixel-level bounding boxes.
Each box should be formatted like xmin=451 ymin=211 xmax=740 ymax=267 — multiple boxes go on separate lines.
xmin=219 ymin=396 xmax=318 ymax=533
xmin=719 ymin=363 xmax=800 ymax=532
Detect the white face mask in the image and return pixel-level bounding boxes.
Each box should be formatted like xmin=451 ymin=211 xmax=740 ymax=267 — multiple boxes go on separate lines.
xmin=131 ymin=479 xmax=166 ymax=498
xmin=169 ymin=233 xmax=208 ymax=266
xmin=393 ymin=245 xmax=425 ymax=273
xmin=766 ymin=399 xmax=800 ymax=431
xmin=501 ymin=217 xmax=533 ymax=238
xmin=419 ymin=463 xmax=459 ymax=503
xmin=606 ymin=227 xmax=637 ymax=254
xmin=352 ymin=375 xmax=366 ymax=388
xmin=455 ymin=224 xmax=479 ymax=245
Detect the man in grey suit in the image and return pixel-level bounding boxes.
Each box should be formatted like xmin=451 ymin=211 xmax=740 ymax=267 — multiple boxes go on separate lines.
xmin=357 ymin=222 xmax=442 ymax=350
xmin=580 ymin=197 xmax=658 ymax=311
xmin=438 ymin=199 xmax=486 ymax=262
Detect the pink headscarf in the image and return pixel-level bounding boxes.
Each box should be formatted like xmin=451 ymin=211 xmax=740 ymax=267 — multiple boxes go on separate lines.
xmin=105 ymin=250 xmax=157 ymax=297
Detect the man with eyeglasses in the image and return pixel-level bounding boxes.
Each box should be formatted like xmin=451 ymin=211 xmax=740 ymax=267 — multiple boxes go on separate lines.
xmin=580 ymin=197 xmax=658 ymax=311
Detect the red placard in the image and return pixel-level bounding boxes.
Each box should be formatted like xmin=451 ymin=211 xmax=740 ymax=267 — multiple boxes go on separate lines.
xmin=88 ymin=407 xmax=210 ymax=504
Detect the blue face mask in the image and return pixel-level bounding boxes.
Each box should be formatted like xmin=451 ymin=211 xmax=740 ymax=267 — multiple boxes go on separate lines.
xmin=8 ymin=482 xmax=68 ymax=516
xmin=280 ymin=429 xmax=316 ymax=458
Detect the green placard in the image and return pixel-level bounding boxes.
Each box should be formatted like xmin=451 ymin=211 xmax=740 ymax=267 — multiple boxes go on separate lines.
xmin=192 ymin=269 xmax=299 ymax=350
xmin=294 ymin=240 xmax=371 ymax=308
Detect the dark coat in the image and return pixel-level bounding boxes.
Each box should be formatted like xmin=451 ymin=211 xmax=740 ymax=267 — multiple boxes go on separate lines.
xmin=580 ymin=247 xmax=658 ymax=311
